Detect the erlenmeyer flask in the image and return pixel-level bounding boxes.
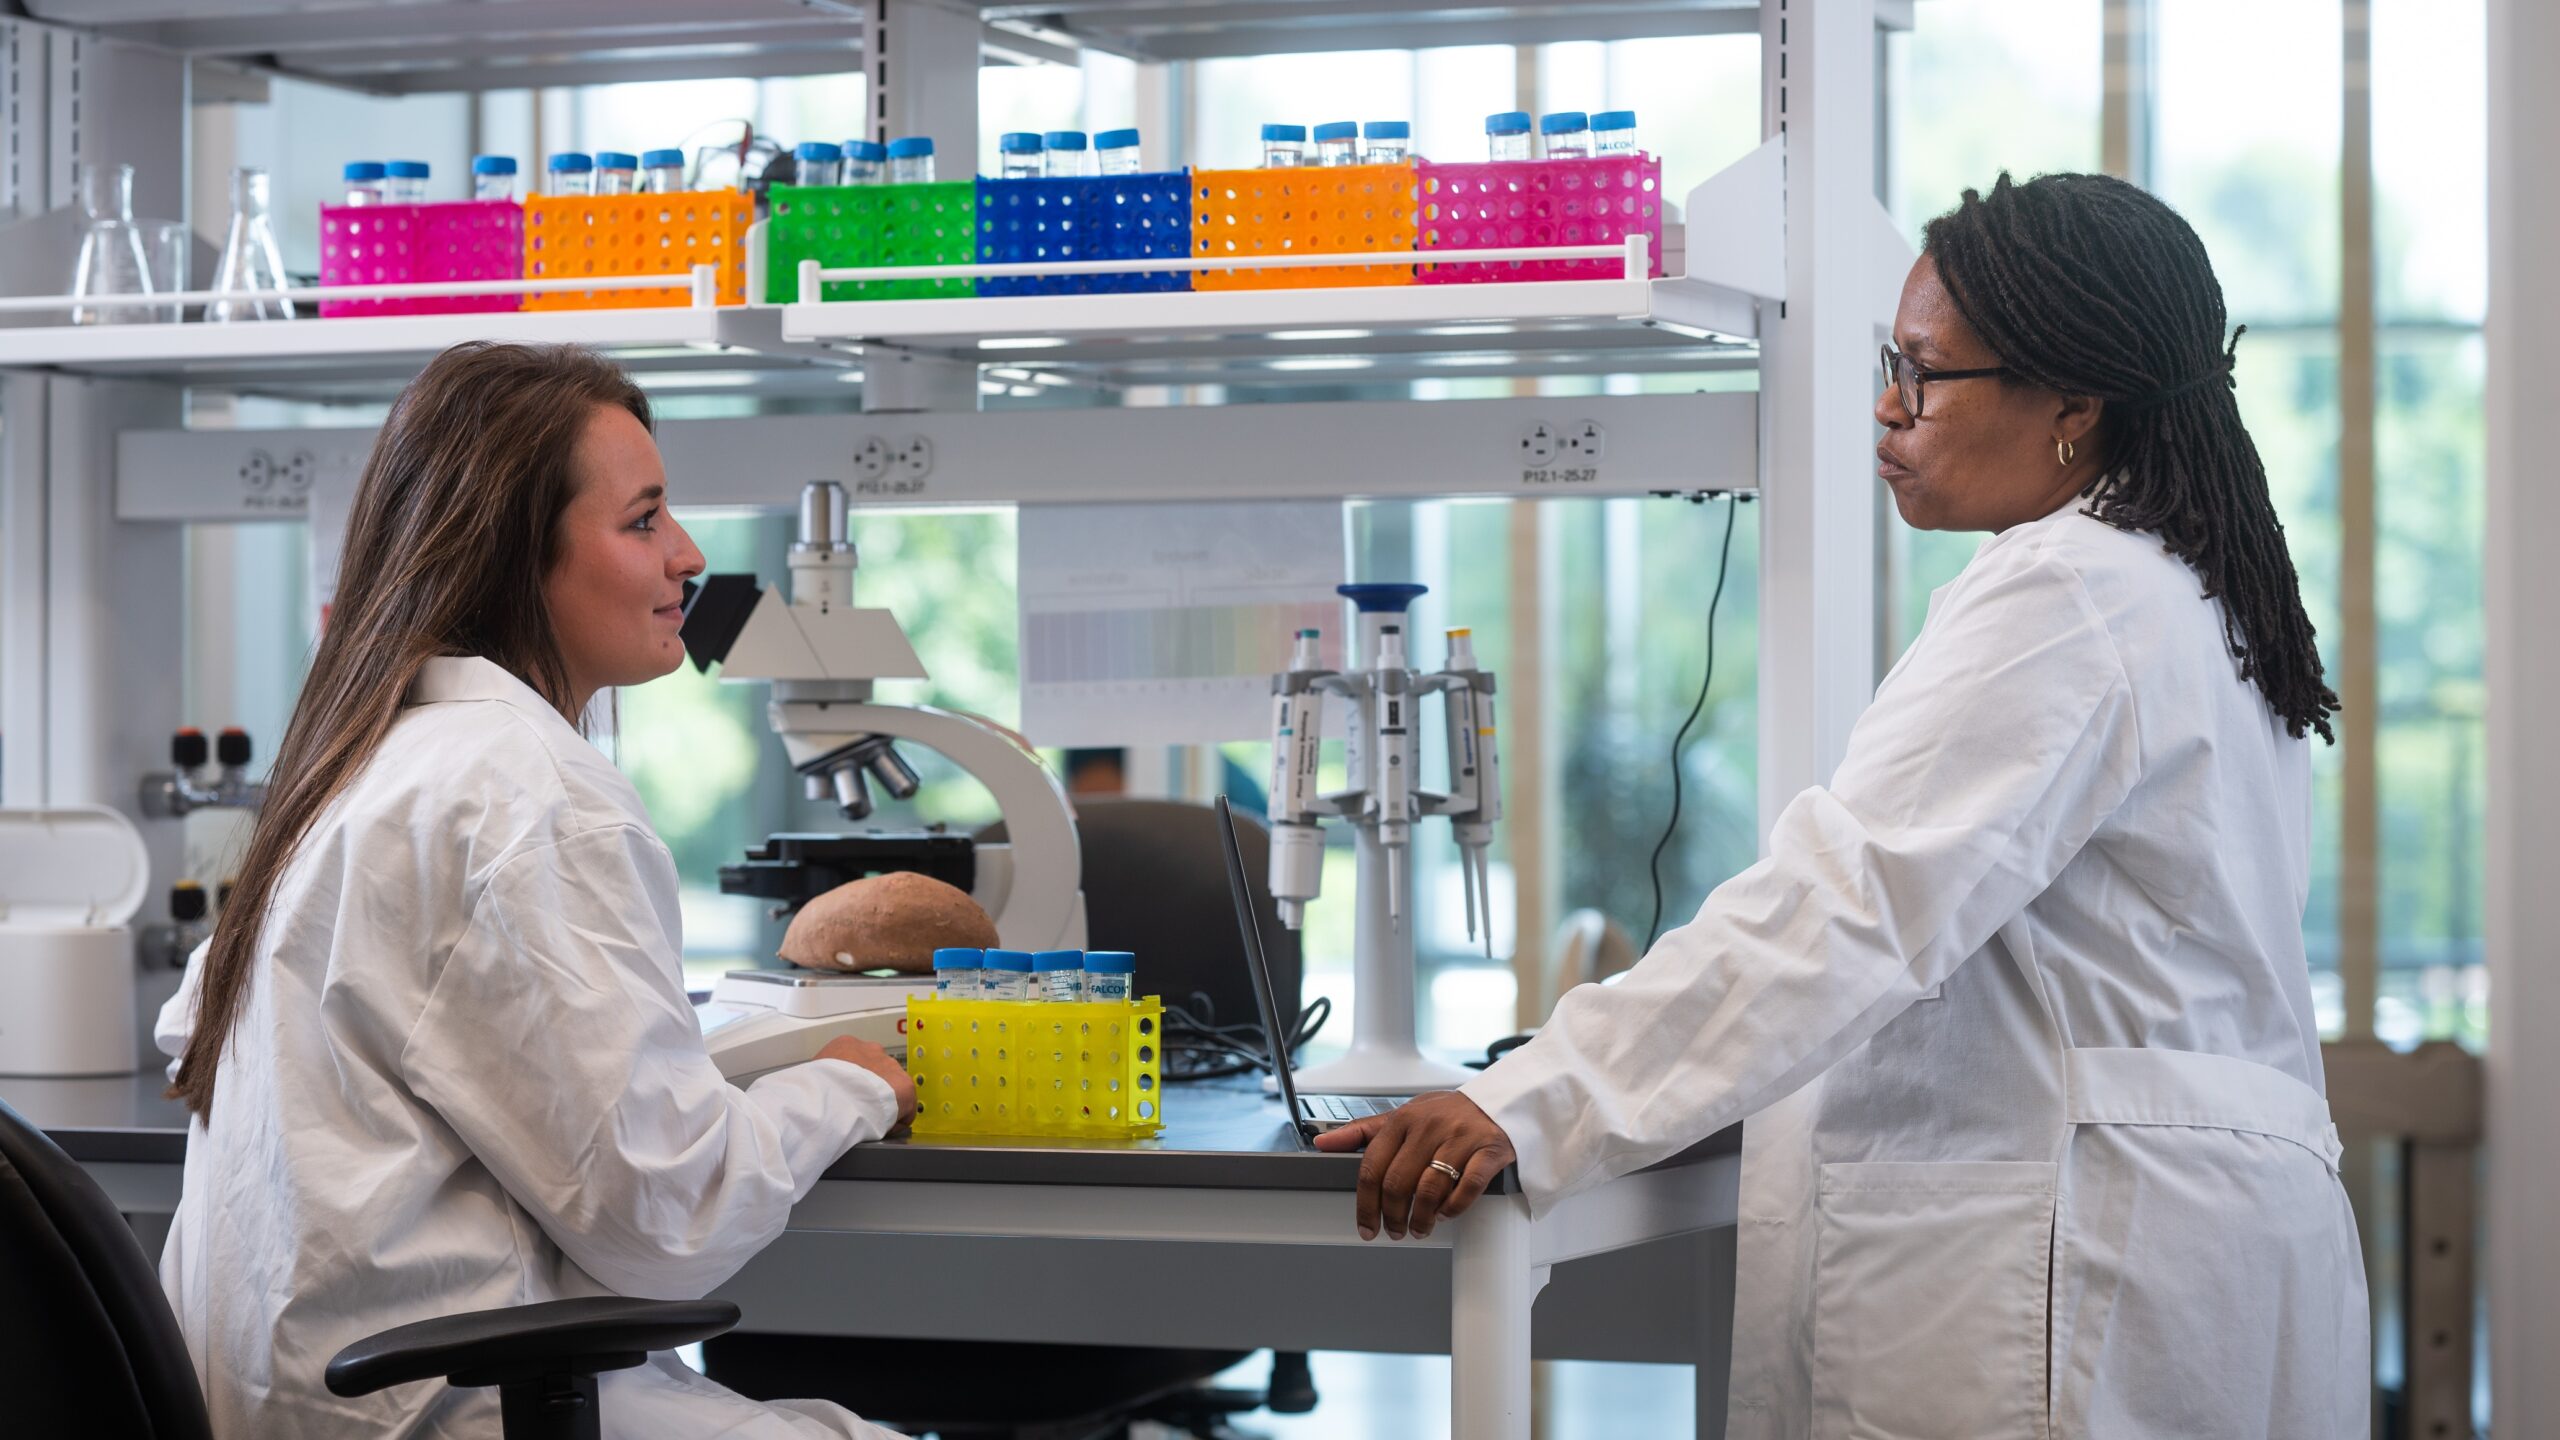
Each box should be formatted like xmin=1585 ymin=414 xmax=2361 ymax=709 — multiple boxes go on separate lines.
xmin=211 ymin=167 xmax=296 ymax=322
xmin=69 ymin=162 xmax=154 ymax=326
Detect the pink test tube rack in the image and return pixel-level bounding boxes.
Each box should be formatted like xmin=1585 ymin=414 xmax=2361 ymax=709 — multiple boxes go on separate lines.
xmin=317 ymin=200 xmax=524 ymax=318
xmin=1415 ymin=154 xmax=1665 ymax=284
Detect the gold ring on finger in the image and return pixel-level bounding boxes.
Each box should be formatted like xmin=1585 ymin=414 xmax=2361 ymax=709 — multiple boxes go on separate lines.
xmin=1427 ymin=1159 xmax=1461 ymax=1182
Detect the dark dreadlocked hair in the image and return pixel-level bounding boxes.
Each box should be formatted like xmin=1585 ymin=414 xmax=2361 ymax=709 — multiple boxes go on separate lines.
xmin=1924 ymin=171 xmax=2338 ymax=743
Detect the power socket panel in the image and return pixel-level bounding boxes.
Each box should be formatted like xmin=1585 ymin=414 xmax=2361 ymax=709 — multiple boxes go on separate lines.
xmin=1520 ymin=421 xmax=1560 ymax=465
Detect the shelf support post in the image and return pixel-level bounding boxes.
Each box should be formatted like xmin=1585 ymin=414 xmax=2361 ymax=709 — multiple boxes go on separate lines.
xmin=1727 ymin=2 xmax=1888 ymax=1434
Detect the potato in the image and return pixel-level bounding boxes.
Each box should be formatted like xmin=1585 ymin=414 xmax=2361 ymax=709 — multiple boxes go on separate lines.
xmin=778 ymin=869 xmax=999 ymax=974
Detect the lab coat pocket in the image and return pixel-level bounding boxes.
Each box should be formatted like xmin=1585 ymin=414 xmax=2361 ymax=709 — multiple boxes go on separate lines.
xmin=1810 ymin=1159 xmax=2058 ymax=1440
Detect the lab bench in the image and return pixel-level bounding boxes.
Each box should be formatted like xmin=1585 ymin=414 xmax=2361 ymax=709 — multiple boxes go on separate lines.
xmin=5 ymin=1070 xmax=1740 ymax=1440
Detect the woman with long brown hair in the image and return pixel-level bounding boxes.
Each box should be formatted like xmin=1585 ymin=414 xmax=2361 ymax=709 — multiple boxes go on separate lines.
xmin=154 ymin=342 xmax=914 ymax=1438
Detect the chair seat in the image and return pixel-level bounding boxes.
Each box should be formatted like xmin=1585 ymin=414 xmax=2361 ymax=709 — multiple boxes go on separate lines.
xmin=705 ymin=1333 xmax=1251 ymax=1430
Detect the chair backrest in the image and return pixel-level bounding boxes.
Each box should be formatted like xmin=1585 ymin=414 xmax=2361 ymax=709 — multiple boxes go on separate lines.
xmin=0 ymin=1098 xmax=213 ymax=1439
xmin=984 ymin=796 xmax=1305 ymax=1030
xmin=1537 ymin=908 xmax=1639 ymax=1021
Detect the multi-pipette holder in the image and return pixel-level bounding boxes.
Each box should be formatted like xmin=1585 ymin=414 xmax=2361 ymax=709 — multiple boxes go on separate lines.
xmin=1190 ymin=162 xmax=1419 ymax=290
xmin=975 ymin=172 xmax=1193 ymax=296
xmin=317 ymin=200 xmax=523 ymax=318
xmin=1414 ymin=153 xmax=1664 ymax=284
xmin=521 ymin=191 xmax=752 ymax=309
xmin=764 ymin=181 xmax=978 ymax=302
xmin=905 ymin=995 xmax=1166 ymax=1139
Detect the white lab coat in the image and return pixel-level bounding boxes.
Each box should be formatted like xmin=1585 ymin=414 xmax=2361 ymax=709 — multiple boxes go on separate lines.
xmin=155 ymin=656 xmax=906 ymax=1439
xmin=1462 ymin=504 xmax=2368 ymax=1439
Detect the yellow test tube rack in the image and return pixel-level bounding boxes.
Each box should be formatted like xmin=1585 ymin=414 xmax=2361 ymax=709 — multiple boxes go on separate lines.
xmin=905 ymin=995 xmax=1165 ymax=1139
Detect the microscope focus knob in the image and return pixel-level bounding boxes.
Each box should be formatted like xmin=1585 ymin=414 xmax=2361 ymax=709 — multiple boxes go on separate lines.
xmin=172 ymin=728 xmax=209 ymax=770
xmin=216 ymin=727 xmax=253 ymax=768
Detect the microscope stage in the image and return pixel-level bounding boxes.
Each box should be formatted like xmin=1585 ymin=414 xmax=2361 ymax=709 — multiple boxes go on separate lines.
xmin=695 ymin=968 xmax=938 ymax=1082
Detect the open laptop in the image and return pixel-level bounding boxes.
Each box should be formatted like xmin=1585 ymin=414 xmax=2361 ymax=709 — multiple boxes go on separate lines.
xmin=1214 ymin=794 xmax=1414 ymax=1143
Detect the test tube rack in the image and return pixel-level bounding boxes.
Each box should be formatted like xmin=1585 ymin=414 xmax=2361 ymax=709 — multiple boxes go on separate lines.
xmin=1414 ymin=153 xmax=1665 ymax=284
xmin=1191 ymin=162 xmax=1419 ymax=290
xmin=765 ymin=181 xmax=978 ymax=302
xmin=976 ymin=172 xmax=1193 ymax=296
xmin=905 ymin=995 xmax=1165 ymax=1139
xmin=317 ymin=200 xmax=524 ymax=317
xmin=522 ymin=191 xmax=753 ymax=309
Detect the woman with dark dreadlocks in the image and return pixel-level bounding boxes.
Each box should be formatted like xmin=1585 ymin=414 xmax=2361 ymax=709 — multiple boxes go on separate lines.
xmin=1320 ymin=171 xmax=2367 ymax=1437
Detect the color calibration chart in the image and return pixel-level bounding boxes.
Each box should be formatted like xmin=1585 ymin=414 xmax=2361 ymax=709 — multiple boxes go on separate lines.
xmin=1017 ymin=501 xmax=1346 ymax=747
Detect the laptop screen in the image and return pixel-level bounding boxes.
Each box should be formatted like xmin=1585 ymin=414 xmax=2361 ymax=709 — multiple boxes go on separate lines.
xmin=1214 ymin=795 xmax=1309 ymax=1147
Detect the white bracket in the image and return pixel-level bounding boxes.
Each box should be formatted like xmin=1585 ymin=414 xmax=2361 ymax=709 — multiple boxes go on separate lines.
xmin=1683 ymin=135 xmax=1786 ymax=301
xmin=1865 ymin=196 xmax=1918 ymax=329
xmin=1679 ymin=131 xmax=1918 ymax=327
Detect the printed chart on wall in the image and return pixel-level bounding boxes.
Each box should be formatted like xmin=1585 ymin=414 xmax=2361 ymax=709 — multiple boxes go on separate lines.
xmin=1018 ymin=501 xmax=1346 ymax=747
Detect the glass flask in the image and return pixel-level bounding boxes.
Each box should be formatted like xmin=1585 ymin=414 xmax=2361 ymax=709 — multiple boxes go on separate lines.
xmin=70 ymin=162 xmax=154 ymax=326
xmin=211 ymin=167 xmax=296 ymax=323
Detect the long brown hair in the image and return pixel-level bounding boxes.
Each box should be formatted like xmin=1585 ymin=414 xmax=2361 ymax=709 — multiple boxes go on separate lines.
xmin=170 ymin=342 xmax=652 ymax=1118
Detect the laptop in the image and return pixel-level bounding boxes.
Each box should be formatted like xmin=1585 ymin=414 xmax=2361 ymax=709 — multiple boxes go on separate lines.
xmin=1214 ymin=794 xmax=1414 ymax=1144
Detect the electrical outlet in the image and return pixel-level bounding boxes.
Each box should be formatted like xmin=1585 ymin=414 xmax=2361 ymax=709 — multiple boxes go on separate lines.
xmin=851 ymin=435 xmax=893 ymax=481
xmin=240 ymin=450 xmax=275 ymax=491
xmin=1520 ymin=422 xmax=1559 ymax=466
xmin=1567 ymin=419 xmax=1605 ymax=461
xmin=284 ymin=450 xmax=317 ymax=492
xmin=896 ymin=435 xmax=934 ymax=481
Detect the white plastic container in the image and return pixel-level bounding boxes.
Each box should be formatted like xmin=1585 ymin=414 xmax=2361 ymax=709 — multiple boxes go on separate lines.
xmin=981 ymin=950 xmax=1033 ymax=1000
xmin=1096 ymin=128 xmax=1141 ymax=175
xmin=1260 ymin=124 xmax=1307 ymax=168
xmin=342 ymin=162 xmax=385 ymax=207
xmin=472 ymin=155 xmax=519 ymax=202
xmin=0 ymin=806 xmax=148 ymax=1077
xmin=594 ymin=151 xmax=639 ymax=196
xmin=383 ymin=160 xmax=430 ymax=205
xmin=886 ymin=137 xmax=935 ymax=185
xmin=1042 ymin=131 xmax=1094 ymax=179
xmin=1082 ymin=951 xmax=1135 ymax=1004
xmin=642 ymin=149 xmax=686 ymax=194
xmin=932 ymin=946 xmax=983 ymax=997
xmin=1033 ymin=951 xmax=1086 ymax=1002
xmin=1539 ymin=111 xmax=1591 ymax=162
xmin=999 ymin=132 xmax=1044 ymax=180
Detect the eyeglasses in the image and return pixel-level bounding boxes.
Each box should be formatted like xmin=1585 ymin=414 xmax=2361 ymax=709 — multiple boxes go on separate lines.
xmin=1881 ymin=343 xmax=2011 ymax=420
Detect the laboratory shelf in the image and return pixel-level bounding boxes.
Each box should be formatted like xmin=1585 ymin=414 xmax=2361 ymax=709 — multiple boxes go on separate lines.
xmin=0 ymin=278 xmax=1754 ymax=397
xmin=776 ymin=272 xmax=1759 ymax=380
xmin=23 ymin=0 xmax=1908 ymax=93
xmin=20 ymin=0 xmax=890 ymax=95
xmin=0 ymin=306 xmax=852 ymax=396
xmin=975 ymin=0 xmax=1909 ymax=61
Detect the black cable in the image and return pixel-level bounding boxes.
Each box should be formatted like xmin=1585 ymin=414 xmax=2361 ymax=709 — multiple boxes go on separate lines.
xmin=1161 ymin=991 xmax=1331 ymax=1083
xmin=1645 ymin=494 xmax=1743 ymax=950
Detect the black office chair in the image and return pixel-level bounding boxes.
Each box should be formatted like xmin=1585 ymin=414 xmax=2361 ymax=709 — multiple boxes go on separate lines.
xmin=705 ymin=796 xmax=1318 ymax=1440
xmin=0 ymin=1097 xmax=737 ymax=1440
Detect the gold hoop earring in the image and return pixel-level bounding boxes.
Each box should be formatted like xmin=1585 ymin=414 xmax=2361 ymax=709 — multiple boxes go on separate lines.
xmin=2056 ymin=439 xmax=2076 ymax=467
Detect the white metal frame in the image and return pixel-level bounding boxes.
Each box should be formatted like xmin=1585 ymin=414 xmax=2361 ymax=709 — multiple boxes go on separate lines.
xmin=2485 ymin=0 xmax=2558 ymax=1430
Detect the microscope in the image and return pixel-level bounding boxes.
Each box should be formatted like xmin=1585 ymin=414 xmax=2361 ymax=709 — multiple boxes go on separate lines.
xmin=1266 ymin=583 xmax=1501 ymax=1095
xmin=679 ymin=481 xmax=1087 ymax=1079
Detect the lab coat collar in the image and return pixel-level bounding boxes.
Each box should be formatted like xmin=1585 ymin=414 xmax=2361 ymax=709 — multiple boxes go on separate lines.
xmin=405 ymin=655 xmax=561 ymax=718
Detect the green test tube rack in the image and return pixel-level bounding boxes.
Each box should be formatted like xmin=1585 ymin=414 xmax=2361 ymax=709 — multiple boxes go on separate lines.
xmin=765 ymin=180 xmax=978 ymax=302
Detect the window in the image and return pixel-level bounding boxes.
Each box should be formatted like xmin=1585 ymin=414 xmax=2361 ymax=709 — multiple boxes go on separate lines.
xmin=1884 ymin=0 xmax=2105 ymax=649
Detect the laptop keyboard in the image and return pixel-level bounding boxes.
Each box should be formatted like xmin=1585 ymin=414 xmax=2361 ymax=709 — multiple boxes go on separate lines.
xmin=1308 ymin=1095 xmax=1401 ymax=1122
